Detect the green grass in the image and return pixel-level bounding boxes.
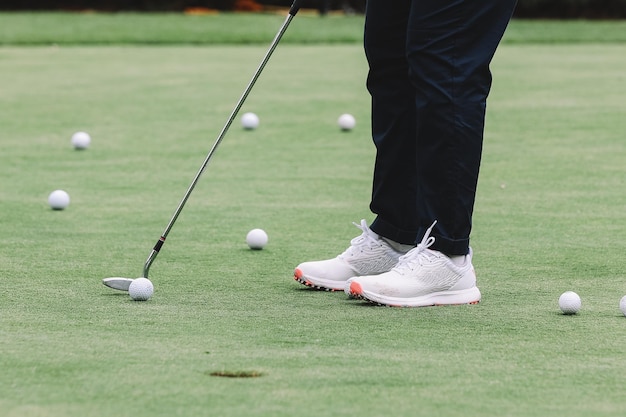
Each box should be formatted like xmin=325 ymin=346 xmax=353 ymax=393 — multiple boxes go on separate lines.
xmin=0 ymin=12 xmax=366 ymax=45
xmin=1 ymin=15 xmax=626 ymax=417
xmin=0 ymin=12 xmax=626 ymax=45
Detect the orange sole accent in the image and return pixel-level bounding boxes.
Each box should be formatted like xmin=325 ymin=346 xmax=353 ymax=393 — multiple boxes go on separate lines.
xmin=349 ymin=281 xmax=363 ymax=296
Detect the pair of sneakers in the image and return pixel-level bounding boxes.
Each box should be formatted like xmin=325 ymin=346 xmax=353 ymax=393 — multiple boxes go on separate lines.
xmin=293 ymin=220 xmax=481 ymax=307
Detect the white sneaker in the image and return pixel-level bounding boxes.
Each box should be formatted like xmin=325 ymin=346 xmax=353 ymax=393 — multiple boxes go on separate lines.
xmin=344 ymin=221 xmax=481 ymax=307
xmin=293 ymin=220 xmax=412 ymax=291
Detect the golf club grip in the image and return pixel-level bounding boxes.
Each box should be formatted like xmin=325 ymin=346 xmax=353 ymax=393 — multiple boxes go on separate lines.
xmin=289 ymin=0 xmax=304 ymax=15
xmin=153 ymin=236 xmax=165 ymax=252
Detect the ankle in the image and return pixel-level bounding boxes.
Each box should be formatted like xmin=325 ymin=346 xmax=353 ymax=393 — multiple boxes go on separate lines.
xmin=448 ymin=254 xmax=468 ymax=267
xmin=429 ymin=249 xmax=469 ymax=266
xmin=381 ymin=237 xmax=415 ymax=254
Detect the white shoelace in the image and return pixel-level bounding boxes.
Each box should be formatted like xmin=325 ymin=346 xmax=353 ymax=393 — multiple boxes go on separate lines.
xmin=341 ymin=219 xmax=381 ymax=256
xmin=395 ymin=220 xmax=437 ymax=270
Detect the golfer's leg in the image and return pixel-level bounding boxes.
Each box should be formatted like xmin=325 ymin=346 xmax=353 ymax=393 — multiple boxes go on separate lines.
xmin=408 ymin=0 xmax=517 ymax=254
xmin=365 ymin=0 xmax=419 ymax=245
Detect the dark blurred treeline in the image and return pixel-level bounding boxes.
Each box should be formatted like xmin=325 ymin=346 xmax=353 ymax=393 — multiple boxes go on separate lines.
xmin=1 ymin=0 xmax=625 ymax=18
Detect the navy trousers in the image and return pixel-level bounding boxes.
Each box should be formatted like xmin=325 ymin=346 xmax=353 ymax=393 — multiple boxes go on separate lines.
xmin=365 ymin=0 xmax=517 ymax=255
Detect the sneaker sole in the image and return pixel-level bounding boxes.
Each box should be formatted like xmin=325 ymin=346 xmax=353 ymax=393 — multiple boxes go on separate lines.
xmin=293 ymin=268 xmax=345 ymax=292
xmin=347 ymin=281 xmax=481 ymax=307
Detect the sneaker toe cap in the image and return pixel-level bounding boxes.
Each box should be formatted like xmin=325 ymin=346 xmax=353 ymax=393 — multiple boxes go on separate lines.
xmin=295 ymin=258 xmax=356 ymax=282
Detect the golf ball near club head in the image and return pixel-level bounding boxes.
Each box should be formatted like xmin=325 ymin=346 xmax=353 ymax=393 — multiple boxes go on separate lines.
xmin=559 ymin=291 xmax=581 ymax=315
xmin=71 ymin=131 xmax=91 ymax=150
xmin=338 ymin=113 xmax=356 ymax=131
xmin=129 ymin=277 xmax=154 ymax=301
xmin=48 ymin=190 xmax=70 ymax=210
xmin=620 ymin=295 xmax=626 ymax=317
xmin=241 ymin=112 xmax=260 ymax=130
xmin=246 ymin=228 xmax=268 ymax=250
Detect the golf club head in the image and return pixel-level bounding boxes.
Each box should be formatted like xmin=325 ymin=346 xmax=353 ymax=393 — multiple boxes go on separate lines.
xmin=102 ymin=277 xmax=134 ymax=291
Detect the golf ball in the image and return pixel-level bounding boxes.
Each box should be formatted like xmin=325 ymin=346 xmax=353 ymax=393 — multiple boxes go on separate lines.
xmin=620 ymin=295 xmax=626 ymax=317
xmin=559 ymin=291 xmax=581 ymax=315
xmin=129 ymin=277 xmax=154 ymax=301
xmin=338 ymin=113 xmax=356 ymax=131
xmin=241 ymin=112 xmax=260 ymax=130
xmin=48 ymin=190 xmax=70 ymax=210
xmin=246 ymin=228 xmax=268 ymax=250
xmin=71 ymin=131 xmax=91 ymax=150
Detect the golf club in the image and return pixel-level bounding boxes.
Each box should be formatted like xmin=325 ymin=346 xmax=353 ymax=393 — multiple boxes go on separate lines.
xmin=103 ymin=0 xmax=304 ymax=291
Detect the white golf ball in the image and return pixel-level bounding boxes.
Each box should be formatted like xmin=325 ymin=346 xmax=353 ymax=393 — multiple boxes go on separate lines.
xmin=48 ymin=189 xmax=70 ymax=210
xmin=246 ymin=228 xmax=268 ymax=250
xmin=619 ymin=295 xmax=626 ymax=317
xmin=559 ymin=291 xmax=581 ymax=315
xmin=71 ymin=131 xmax=91 ymax=150
xmin=338 ymin=113 xmax=356 ymax=131
xmin=129 ymin=277 xmax=154 ymax=301
xmin=241 ymin=112 xmax=260 ymax=130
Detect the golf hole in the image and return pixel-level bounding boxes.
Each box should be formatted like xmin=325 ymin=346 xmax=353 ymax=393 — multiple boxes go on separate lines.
xmin=207 ymin=370 xmax=263 ymax=378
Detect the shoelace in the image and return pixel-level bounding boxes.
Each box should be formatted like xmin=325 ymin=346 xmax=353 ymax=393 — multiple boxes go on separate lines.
xmin=342 ymin=219 xmax=381 ymax=256
xmin=395 ymin=220 xmax=437 ymax=270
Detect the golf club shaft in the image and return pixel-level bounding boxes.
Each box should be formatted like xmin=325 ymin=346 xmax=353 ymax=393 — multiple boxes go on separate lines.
xmin=142 ymin=1 xmax=304 ymax=278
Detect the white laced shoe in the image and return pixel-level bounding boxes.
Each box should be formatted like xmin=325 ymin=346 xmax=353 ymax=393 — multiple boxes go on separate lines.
xmin=344 ymin=221 xmax=481 ymax=307
xmin=293 ymin=220 xmax=411 ymax=291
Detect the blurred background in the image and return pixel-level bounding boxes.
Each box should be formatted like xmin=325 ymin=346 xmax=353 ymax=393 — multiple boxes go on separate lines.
xmin=1 ymin=0 xmax=625 ymax=18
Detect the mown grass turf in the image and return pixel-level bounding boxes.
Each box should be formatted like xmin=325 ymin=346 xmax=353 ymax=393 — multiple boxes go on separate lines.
xmin=1 ymin=15 xmax=626 ymax=417
xmin=0 ymin=12 xmax=626 ymax=45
